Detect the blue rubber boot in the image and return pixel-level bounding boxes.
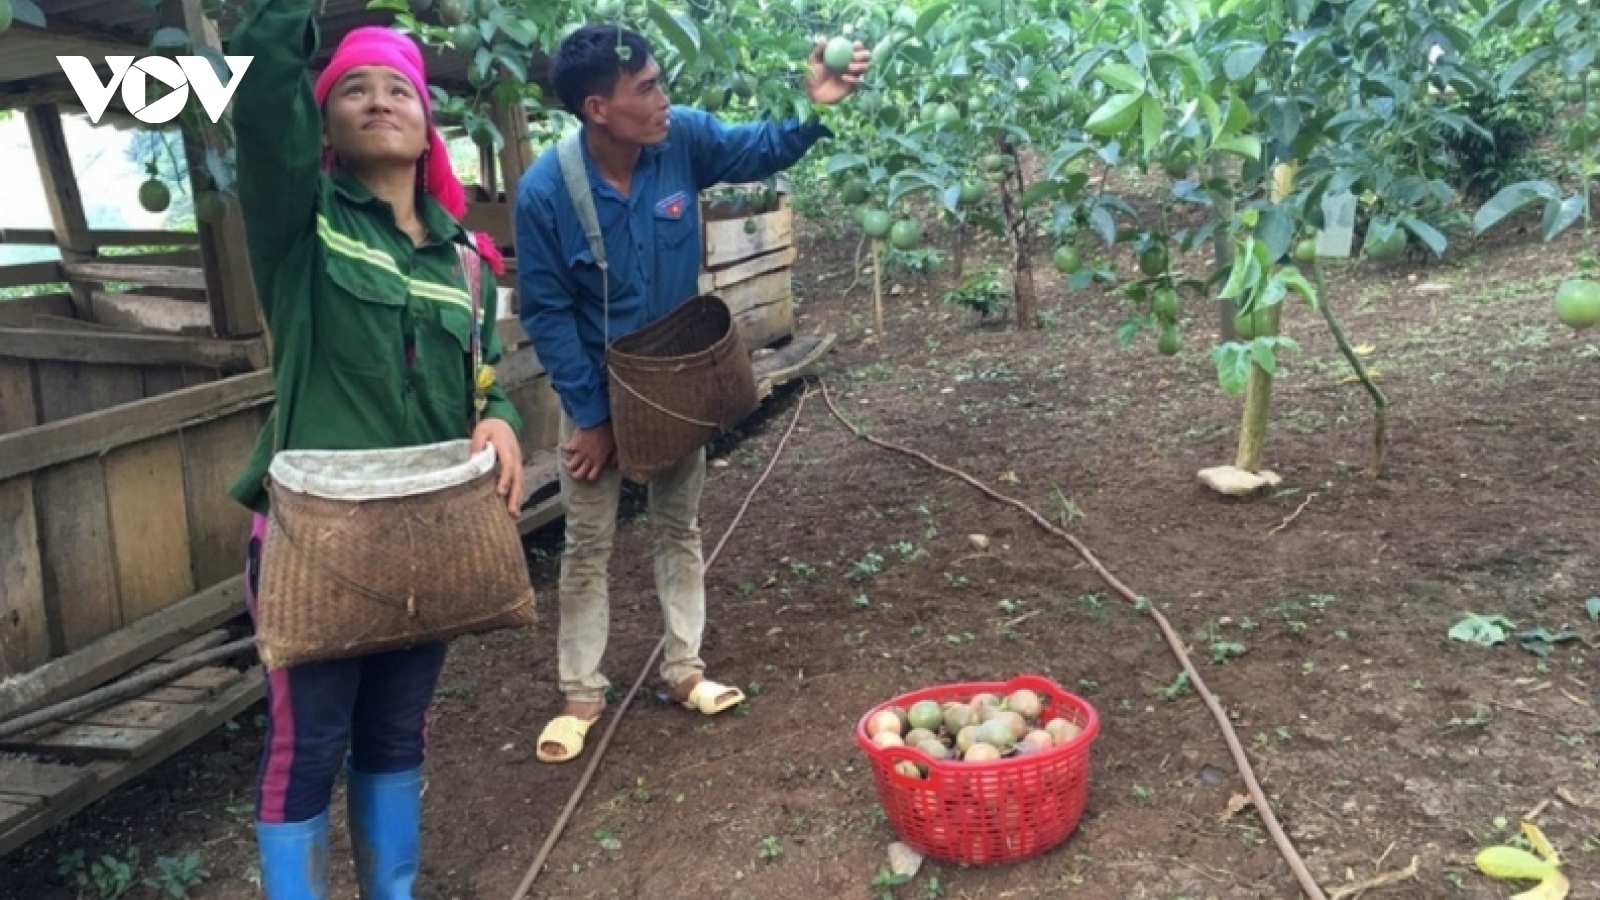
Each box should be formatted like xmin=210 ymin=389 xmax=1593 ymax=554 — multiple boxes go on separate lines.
xmin=346 ymin=767 xmax=423 ymax=900
xmin=255 ymin=812 xmax=330 ymax=900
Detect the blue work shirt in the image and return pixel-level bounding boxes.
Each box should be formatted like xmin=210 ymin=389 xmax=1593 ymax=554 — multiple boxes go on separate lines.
xmin=515 ymin=105 xmax=832 ymax=429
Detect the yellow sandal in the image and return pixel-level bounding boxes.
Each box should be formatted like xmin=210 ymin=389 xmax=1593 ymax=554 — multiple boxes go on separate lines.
xmin=536 ymin=713 xmax=599 ymax=764
xmin=676 ymin=678 xmax=745 ymax=716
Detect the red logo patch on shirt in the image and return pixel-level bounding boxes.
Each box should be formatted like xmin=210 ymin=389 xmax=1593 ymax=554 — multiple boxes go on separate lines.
xmin=655 ymin=191 xmax=688 ymax=220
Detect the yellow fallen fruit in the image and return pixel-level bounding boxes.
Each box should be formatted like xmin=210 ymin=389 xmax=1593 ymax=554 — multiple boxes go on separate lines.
xmin=1522 ymin=820 xmax=1560 ymax=864
xmin=1511 ymin=869 xmax=1568 ymax=900
xmin=1352 ymin=344 xmax=1376 ymax=356
xmin=1476 ymin=846 xmax=1556 ymax=882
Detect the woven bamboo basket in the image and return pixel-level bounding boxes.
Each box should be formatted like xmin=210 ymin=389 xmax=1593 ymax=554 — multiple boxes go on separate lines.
xmin=605 ymin=294 xmax=759 ymax=483
xmin=254 ymin=440 xmax=536 ymax=669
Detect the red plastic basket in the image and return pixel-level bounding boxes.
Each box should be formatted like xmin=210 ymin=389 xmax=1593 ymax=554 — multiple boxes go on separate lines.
xmin=853 ymin=674 xmax=1098 ymax=866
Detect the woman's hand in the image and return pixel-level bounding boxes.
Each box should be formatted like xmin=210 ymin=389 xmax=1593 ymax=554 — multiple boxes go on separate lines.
xmin=472 ymin=417 xmax=525 ymax=517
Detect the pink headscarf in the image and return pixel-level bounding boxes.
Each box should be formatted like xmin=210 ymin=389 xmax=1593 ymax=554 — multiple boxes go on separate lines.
xmin=314 ymin=26 xmax=505 ymax=275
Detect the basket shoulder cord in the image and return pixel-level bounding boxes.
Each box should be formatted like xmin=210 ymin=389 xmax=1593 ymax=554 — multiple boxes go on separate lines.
xmin=558 ymin=131 xmax=611 ymax=349
xmin=456 ymin=242 xmax=486 ymax=428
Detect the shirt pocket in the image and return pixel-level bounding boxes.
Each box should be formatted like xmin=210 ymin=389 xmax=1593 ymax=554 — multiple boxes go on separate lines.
xmin=321 ymin=253 xmax=407 ymax=378
xmin=423 ymin=300 xmax=476 ymax=411
xmin=654 ymin=205 xmax=697 ymax=252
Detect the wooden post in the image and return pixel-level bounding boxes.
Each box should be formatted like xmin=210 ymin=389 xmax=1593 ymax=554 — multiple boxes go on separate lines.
xmin=24 ymin=105 xmax=97 ymax=321
xmin=870 ymin=238 xmax=885 ymax=338
xmin=167 ymin=0 xmax=263 ymax=339
xmin=493 ymin=96 xmax=535 ymax=198
xmin=477 ymin=144 xmax=498 ymax=201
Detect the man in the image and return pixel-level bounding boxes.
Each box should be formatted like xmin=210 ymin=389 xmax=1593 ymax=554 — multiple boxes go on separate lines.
xmin=515 ymin=24 xmax=869 ymax=763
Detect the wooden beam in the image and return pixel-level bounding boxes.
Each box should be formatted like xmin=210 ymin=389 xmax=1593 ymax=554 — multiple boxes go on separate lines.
xmin=0 ymin=328 xmax=264 ymax=371
xmin=59 ymin=262 xmax=207 ymax=291
xmin=24 ymin=105 xmax=97 ymax=319
xmin=0 ymin=229 xmax=200 ymax=248
xmin=0 ymin=260 xmax=65 ymax=290
xmin=0 ymin=668 xmax=264 ymax=857
xmin=0 ymin=576 xmax=246 ymax=724
xmin=752 ymin=333 xmax=835 ymax=399
xmin=0 ymin=371 xmax=273 ymax=483
xmin=160 ymin=0 xmax=263 ymax=339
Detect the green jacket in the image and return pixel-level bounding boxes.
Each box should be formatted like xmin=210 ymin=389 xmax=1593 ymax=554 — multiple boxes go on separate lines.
xmin=226 ymin=0 xmax=520 ymax=514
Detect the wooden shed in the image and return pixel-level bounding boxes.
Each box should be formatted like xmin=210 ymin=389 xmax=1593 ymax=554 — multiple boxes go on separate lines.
xmin=0 ymin=0 xmax=829 ymax=857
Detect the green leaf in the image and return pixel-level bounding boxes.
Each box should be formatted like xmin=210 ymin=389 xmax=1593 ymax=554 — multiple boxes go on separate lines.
xmin=1210 ymin=344 xmax=1252 ymax=395
xmin=1257 ymin=206 xmax=1294 ymax=262
xmin=1021 ymin=179 xmax=1062 ymax=208
xmin=1399 ymin=215 xmax=1447 ymax=259
xmin=1116 ymin=318 xmax=1141 ymax=347
xmin=8 ymin=0 xmax=45 ymax=27
xmin=1198 ymin=94 xmax=1222 ymax=141
xmin=1343 ymin=0 xmax=1379 ymax=33
xmin=1498 ymin=46 xmax=1553 ymax=94
xmin=1223 ymin=43 xmax=1265 ymax=82
xmin=1448 ymin=613 xmax=1515 ymax=647
xmin=1140 ymin=95 xmax=1164 ymax=155
xmin=1585 ymin=597 xmax=1599 ymax=622
xmin=647 ymin=1 xmax=700 ymax=66
xmin=1095 ymin=62 xmax=1146 ymax=93
xmin=495 ymin=13 xmax=535 ymax=46
xmin=1250 ymin=338 xmax=1276 ymax=374
xmin=1084 ymin=92 xmax=1142 ymax=137
xmin=496 ymin=49 xmax=528 ymax=83
xmin=1220 ymin=92 xmax=1250 ymax=139
xmin=1277 ymin=269 xmax=1318 ymax=308
xmin=915 ymin=1 xmax=953 ymax=38
xmin=1516 ymin=627 xmax=1579 ymax=657
xmin=1472 ymin=180 xmax=1559 ymax=236
xmin=1542 ymin=195 xmax=1586 ymax=242
xmin=1088 ymin=206 xmax=1117 ymax=246
xmin=826 ymin=153 xmax=869 ymax=176
xmin=1213 ymin=135 xmax=1261 ymax=161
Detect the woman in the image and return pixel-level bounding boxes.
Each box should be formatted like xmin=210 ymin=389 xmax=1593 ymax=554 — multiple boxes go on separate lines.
xmin=225 ymin=0 xmax=526 ymax=895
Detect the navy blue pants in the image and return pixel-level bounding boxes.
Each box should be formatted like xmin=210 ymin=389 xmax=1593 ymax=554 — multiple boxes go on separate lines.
xmin=246 ymin=513 xmax=448 ymax=824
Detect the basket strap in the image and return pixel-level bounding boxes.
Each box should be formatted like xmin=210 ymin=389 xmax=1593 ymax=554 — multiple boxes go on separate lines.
xmin=558 ymin=131 xmax=611 ymax=349
xmin=456 ymin=242 xmax=486 ymax=430
xmin=604 ymin=367 xmax=724 ymax=431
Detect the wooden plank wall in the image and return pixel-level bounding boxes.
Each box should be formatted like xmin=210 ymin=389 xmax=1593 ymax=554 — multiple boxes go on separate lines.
xmin=0 ymin=375 xmax=271 ymax=677
xmin=1 ymin=245 xmax=228 ymax=434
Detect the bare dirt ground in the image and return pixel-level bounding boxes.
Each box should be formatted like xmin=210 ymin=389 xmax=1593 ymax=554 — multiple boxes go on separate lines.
xmin=4 ymin=184 xmax=1599 ymax=900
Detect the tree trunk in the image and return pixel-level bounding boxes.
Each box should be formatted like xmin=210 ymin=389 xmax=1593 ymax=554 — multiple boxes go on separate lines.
xmin=1311 ymin=264 xmax=1389 ymax=475
xmin=1212 ymin=157 xmax=1237 ymax=342
xmin=953 ymin=221 xmax=967 ymax=281
xmin=1232 ymin=162 xmax=1297 ymax=474
xmin=999 ymin=147 xmax=1038 ymax=329
xmin=871 ymin=238 xmax=885 ymax=339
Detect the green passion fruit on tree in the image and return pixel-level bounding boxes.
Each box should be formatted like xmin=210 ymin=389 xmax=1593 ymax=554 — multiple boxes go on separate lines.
xmin=803 ymin=0 xmax=1489 ymax=480
xmin=811 ymin=0 xmax=1094 ymax=331
xmin=1050 ymin=0 xmax=1491 ymax=478
xmin=1470 ymin=0 xmax=1600 ymax=327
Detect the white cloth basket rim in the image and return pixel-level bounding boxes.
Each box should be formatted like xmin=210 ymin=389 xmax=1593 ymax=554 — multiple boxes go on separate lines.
xmin=268 ymin=439 xmax=497 ymax=501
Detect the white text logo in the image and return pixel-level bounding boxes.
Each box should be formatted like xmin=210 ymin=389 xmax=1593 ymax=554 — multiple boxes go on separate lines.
xmin=58 ymin=56 xmax=253 ymax=125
